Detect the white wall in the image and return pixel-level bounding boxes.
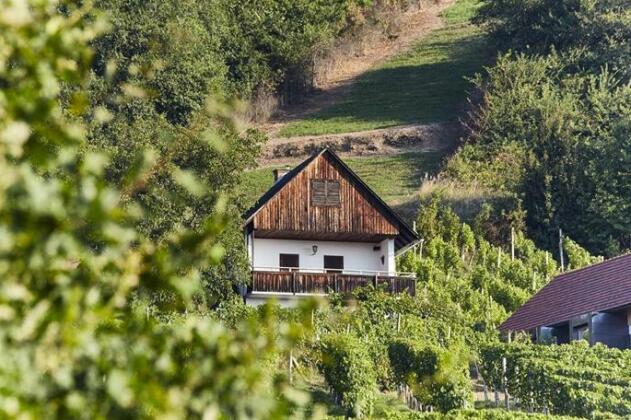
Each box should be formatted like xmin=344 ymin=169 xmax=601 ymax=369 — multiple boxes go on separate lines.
xmin=381 ymin=238 xmax=395 ymax=275
xmin=251 ymin=238 xmax=397 ymax=274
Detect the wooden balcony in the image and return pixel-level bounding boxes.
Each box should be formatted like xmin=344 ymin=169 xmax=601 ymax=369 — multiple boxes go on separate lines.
xmin=251 ymin=268 xmax=416 ymax=296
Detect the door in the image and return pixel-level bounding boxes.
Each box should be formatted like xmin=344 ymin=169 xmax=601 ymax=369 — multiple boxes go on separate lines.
xmin=324 ymin=255 xmax=344 ymax=273
xmin=279 ymin=254 xmax=299 ymax=271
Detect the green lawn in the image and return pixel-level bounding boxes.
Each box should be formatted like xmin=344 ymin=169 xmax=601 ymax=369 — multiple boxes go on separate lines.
xmin=278 ymin=0 xmax=489 ymax=137
xmin=345 ymin=152 xmax=442 ymax=204
xmin=241 ymin=152 xmax=443 ymax=214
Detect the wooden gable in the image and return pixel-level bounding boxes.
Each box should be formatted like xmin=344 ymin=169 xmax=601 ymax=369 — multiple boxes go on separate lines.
xmin=252 ymin=152 xmax=399 ymax=241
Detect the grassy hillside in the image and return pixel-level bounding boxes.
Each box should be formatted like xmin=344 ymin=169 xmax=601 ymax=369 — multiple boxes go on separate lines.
xmin=241 ymin=152 xmax=443 ymax=217
xmin=278 ymin=0 xmax=489 ymax=137
xmin=257 ymin=0 xmax=494 ymax=224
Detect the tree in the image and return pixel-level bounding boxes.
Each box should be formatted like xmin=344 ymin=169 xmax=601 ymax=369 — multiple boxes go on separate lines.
xmin=0 ymin=1 xmax=308 ymax=416
xmin=87 ymin=0 xmax=269 ymax=300
xmin=447 ymin=52 xmax=631 ymax=256
xmin=475 ymin=0 xmax=631 ymax=81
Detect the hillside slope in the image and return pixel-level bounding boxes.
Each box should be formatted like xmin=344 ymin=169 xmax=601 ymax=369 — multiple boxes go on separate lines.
xmin=245 ymin=0 xmax=492 ymax=220
xmin=276 ymin=0 xmax=487 ymax=138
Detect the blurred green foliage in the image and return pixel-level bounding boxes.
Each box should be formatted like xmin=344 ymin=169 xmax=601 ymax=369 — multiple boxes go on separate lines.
xmin=319 ymin=333 xmax=377 ymax=418
xmin=388 ymin=339 xmax=472 ymax=412
xmin=0 ymin=1 xmax=315 ymax=417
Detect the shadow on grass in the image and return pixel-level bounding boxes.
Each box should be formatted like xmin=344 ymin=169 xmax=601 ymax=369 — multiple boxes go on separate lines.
xmin=392 ymin=198 xmax=423 ymax=225
xmin=317 ymin=33 xmax=488 ymax=124
xmin=280 ymin=28 xmax=490 ymax=136
xmin=303 ymin=382 xmax=347 ymax=418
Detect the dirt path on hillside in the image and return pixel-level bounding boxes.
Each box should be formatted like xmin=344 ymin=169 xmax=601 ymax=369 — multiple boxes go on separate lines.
xmin=261 ymin=0 xmax=456 ymax=136
xmin=259 ymin=122 xmax=462 ymax=167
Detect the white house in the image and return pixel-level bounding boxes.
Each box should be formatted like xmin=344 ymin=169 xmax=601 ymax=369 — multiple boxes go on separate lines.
xmin=242 ymin=148 xmax=418 ymax=304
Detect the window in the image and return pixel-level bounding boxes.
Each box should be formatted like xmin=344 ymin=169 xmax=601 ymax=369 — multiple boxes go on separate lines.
xmin=573 ymin=323 xmax=590 ymax=342
xmin=324 ymin=255 xmax=344 ymax=273
xmin=279 ymin=254 xmax=299 ymax=271
xmin=311 ymin=179 xmax=340 ymax=206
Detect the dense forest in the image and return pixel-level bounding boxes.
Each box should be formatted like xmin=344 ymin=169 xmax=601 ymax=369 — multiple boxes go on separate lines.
xmin=446 ymin=0 xmax=631 ymax=256
xmin=0 ymin=0 xmax=629 ymax=418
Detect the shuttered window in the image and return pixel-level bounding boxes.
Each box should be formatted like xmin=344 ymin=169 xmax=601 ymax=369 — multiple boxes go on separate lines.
xmin=311 ymin=179 xmax=340 ymax=206
xmin=324 ymin=255 xmax=344 ymax=273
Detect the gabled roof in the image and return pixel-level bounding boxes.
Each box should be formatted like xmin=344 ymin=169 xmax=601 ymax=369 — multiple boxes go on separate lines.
xmin=243 ymin=151 xmax=320 ymax=223
xmin=243 ymin=148 xmax=418 ymax=252
xmin=500 ymin=253 xmax=631 ymax=332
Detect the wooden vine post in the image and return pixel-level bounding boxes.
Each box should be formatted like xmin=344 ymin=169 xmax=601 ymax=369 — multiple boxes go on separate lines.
xmin=559 ymin=228 xmax=565 ymax=271
xmin=502 ymin=356 xmax=509 ymax=410
xmin=289 ymin=349 xmax=294 ymax=385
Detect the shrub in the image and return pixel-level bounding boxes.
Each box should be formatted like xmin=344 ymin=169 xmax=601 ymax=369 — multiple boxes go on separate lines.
xmin=479 ymin=342 xmax=631 ymax=418
xmin=319 ymin=333 xmax=377 ymax=418
xmin=389 ymin=339 xmax=439 ymax=385
xmin=212 ymin=294 xmax=256 ymax=327
xmin=388 ymin=339 xmax=472 ymax=412
xmin=447 ymin=50 xmax=631 ymax=255
xmin=408 ymin=408 xmax=581 ymax=419
xmin=474 ymin=0 xmax=631 ymax=81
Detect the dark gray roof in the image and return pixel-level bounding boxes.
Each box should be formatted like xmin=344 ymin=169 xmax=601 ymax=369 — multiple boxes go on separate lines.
xmin=500 ymin=253 xmax=631 ymax=332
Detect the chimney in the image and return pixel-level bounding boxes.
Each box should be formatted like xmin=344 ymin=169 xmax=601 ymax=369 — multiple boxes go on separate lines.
xmin=273 ymin=167 xmax=290 ymax=182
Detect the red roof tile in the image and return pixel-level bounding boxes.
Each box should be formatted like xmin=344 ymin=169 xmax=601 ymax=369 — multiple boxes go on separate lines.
xmin=500 ymin=253 xmax=631 ymax=332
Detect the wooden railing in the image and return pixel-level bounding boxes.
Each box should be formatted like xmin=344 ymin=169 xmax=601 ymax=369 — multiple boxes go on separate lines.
xmin=251 ymin=270 xmax=416 ymax=296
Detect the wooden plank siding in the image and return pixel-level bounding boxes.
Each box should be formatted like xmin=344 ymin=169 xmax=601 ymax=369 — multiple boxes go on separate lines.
xmin=253 ymin=153 xmax=398 ymax=238
xmin=252 ymin=271 xmax=416 ymax=296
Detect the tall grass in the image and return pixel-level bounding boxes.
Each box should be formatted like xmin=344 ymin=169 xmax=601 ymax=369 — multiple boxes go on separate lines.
xmin=417 ymin=176 xmax=502 ymax=221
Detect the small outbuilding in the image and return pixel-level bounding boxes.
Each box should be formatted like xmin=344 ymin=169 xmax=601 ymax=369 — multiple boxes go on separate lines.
xmin=500 ymin=253 xmax=631 ymax=349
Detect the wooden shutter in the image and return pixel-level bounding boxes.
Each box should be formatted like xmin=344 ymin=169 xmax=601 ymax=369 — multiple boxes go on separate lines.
xmin=311 ymin=179 xmax=340 ymax=206
xmin=311 ymin=180 xmax=327 ymax=206
xmin=326 ymin=180 xmax=340 ymax=205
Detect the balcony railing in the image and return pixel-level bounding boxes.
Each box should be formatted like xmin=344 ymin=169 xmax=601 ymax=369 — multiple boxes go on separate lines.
xmin=250 ymin=267 xmax=416 ymax=296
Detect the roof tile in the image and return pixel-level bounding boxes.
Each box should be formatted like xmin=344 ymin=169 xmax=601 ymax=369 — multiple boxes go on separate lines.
xmin=500 ymin=253 xmax=631 ymax=331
